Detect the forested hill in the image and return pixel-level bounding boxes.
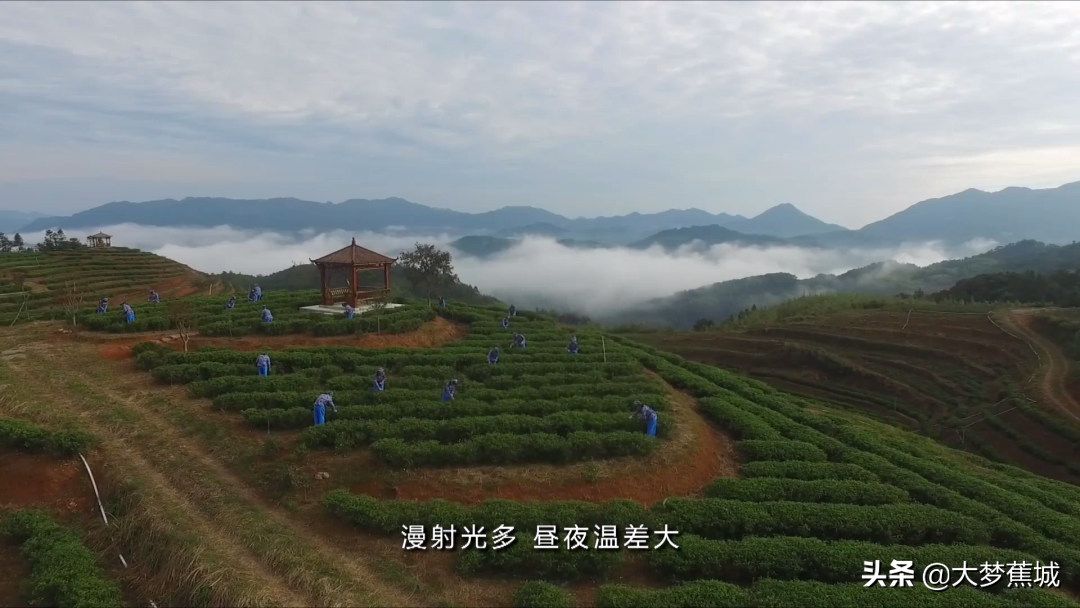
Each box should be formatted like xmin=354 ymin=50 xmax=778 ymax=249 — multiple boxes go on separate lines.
xmin=935 ymin=270 xmax=1080 ymax=307
xmin=610 ymin=240 xmax=1080 ymax=328
xmin=209 ymin=264 xmax=500 ymax=306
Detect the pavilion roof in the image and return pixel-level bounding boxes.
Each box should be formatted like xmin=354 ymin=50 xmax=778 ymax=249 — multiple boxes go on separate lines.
xmin=311 ymin=238 xmax=396 ymax=266
xmin=88 ymin=232 xmax=112 ymax=238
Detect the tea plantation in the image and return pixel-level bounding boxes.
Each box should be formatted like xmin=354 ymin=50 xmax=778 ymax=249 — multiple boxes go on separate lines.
xmin=0 ymin=248 xmax=196 ymax=324
xmin=136 ymin=304 xmax=665 ymax=466
xmin=78 ymin=288 xmax=437 ymax=336
xmin=128 ymin=302 xmax=1080 ymax=606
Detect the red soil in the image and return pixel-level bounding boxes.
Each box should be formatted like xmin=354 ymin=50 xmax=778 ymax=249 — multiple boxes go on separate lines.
xmin=0 ymin=543 xmax=27 ymax=608
xmin=0 ymin=452 xmax=91 ymax=515
xmin=94 ymin=316 xmax=466 ymax=360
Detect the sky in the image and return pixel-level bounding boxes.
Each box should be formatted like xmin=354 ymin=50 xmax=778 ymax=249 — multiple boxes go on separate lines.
xmin=2 ymin=1 xmax=1080 ymax=227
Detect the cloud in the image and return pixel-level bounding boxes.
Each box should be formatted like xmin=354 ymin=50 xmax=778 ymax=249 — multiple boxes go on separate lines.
xmin=449 ymin=236 xmax=995 ymax=316
xmin=2 ymin=2 xmax=1080 ymax=223
xmin=23 ymin=225 xmax=995 ymax=318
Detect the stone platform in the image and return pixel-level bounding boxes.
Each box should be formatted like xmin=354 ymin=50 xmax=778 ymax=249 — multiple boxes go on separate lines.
xmin=300 ymin=302 xmax=405 ymax=316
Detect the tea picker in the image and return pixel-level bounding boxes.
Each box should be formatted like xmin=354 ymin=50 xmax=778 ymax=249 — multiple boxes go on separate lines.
xmin=631 ymin=400 xmax=658 ymax=437
xmin=312 ymin=391 xmax=337 ymax=426
xmin=442 ymin=379 xmax=458 ymax=401
xmin=256 ymin=353 xmax=271 ymax=376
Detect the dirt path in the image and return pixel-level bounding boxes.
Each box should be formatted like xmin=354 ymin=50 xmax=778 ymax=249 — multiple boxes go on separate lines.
xmin=94 ymin=315 xmax=465 ymax=360
xmin=997 ymin=310 xmax=1080 ymax=422
xmin=82 ymin=366 xmax=425 ymax=608
xmin=2 ymin=339 xmax=423 ymax=608
xmin=386 ymin=371 xmax=739 ymax=505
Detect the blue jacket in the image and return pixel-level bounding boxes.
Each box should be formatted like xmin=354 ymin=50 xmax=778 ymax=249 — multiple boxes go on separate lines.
xmin=634 ymin=405 xmax=657 ymax=423
xmin=313 ymin=393 xmax=335 ymax=409
xmin=256 ymin=354 xmax=271 ymax=368
xmin=262 ymin=309 xmax=273 ymax=322
xmin=441 ymin=384 xmax=456 ymax=401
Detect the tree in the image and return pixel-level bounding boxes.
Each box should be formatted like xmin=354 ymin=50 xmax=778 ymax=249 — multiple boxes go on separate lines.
xmin=61 ymin=280 xmax=84 ymax=327
xmin=397 ymin=243 xmax=458 ymax=307
xmin=37 ymin=229 xmax=83 ymax=252
xmin=368 ymin=291 xmax=389 ymax=334
xmin=0 ymin=233 xmax=9 ymax=252
xmin=12 ymin=233 xmax=23 ymax=251
xmin=693 ymin=318 xmax=716 ymax=332
xmin=168 ymin=300 xmax=197 ymax=352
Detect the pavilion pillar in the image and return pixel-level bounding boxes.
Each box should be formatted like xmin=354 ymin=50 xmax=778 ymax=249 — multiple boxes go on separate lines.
xmin=319 ymin=265 xmax=330 ymax=305
xmin=383 ymin=263 xmax=390 ymax=293
xmin=350 ymin=266 xmax=358 ymax=308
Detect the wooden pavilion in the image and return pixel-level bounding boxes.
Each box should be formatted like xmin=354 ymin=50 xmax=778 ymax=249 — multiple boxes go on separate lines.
xmin=310 ymin=238 xmax=396 ymax=307
xmin=86 ymin=232 xmax=112 ymax=248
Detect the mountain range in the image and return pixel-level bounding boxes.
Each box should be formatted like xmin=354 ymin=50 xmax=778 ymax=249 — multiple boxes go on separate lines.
xmin=610 ymin=240 xmax=1080 ymax=328
xmin=18 ymin=196 xmax=844 ymax=243
xmin=0 ymin=209 xmax=49 ymax=233
xmin=15 ymin=180 xmax=1080 ymax=247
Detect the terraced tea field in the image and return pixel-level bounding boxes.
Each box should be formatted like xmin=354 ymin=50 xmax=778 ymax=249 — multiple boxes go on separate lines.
xmin=135 ymin=309 xmax=669 ymax=468
xmin=2 ymin=301 xmax=1080 ymax=607
xmin=627 ymin=306 xmax=1080 ymax=485
xmin=79 ymin=289 xmax=436 ymax=337
xmin=0 ymin=248 xmax=204 ymax=324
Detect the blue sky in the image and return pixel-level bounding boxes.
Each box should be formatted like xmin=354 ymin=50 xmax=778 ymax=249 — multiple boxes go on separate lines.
xmin=1 ymin=1 xmax=1079 ymax=227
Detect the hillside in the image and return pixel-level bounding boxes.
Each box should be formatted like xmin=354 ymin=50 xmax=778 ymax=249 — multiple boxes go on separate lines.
xmin=937 ymin=271 xmax=1080 ymax=307
xmin=622 ymin=299 xmax=1080 ymax=486
xmin=613 ymin=240 xmax=1080 ymax=327
xmin=4 ymin=302 xmax=1080 ymax=606
xmin=629 ymin=225 xmax=794 ymax=251
xmin=0 ymin=247 xmax=207 ymax=324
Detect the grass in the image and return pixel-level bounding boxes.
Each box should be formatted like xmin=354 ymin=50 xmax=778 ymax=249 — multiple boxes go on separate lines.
xmin=0 ymin=342 xmax=425 ymax=607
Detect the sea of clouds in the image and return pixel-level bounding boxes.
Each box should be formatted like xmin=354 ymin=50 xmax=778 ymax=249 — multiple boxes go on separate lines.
xmin=23 ymin=225 xmax=997 ymax=318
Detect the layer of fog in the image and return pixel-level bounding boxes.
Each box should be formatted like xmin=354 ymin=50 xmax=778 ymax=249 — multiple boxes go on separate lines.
xmin=28 ymin=225 xmax=996 ymax=317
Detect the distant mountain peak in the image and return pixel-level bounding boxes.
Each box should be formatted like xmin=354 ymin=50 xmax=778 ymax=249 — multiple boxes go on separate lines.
xmin=728 ymin=202 xmax=848 ymax=238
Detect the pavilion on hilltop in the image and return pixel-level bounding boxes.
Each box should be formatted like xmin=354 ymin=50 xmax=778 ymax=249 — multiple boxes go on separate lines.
xmin=310 ymin=238 xmax=396 ymax=307
xmin=86 ymin=232 xmax=112 ymax=248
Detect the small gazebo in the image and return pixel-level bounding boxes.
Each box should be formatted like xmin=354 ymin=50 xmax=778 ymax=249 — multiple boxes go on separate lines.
xmin=86 ymin=232 xmax=112 ymax=248
xmin=310 ymin=238 xmax=396 ymax=307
